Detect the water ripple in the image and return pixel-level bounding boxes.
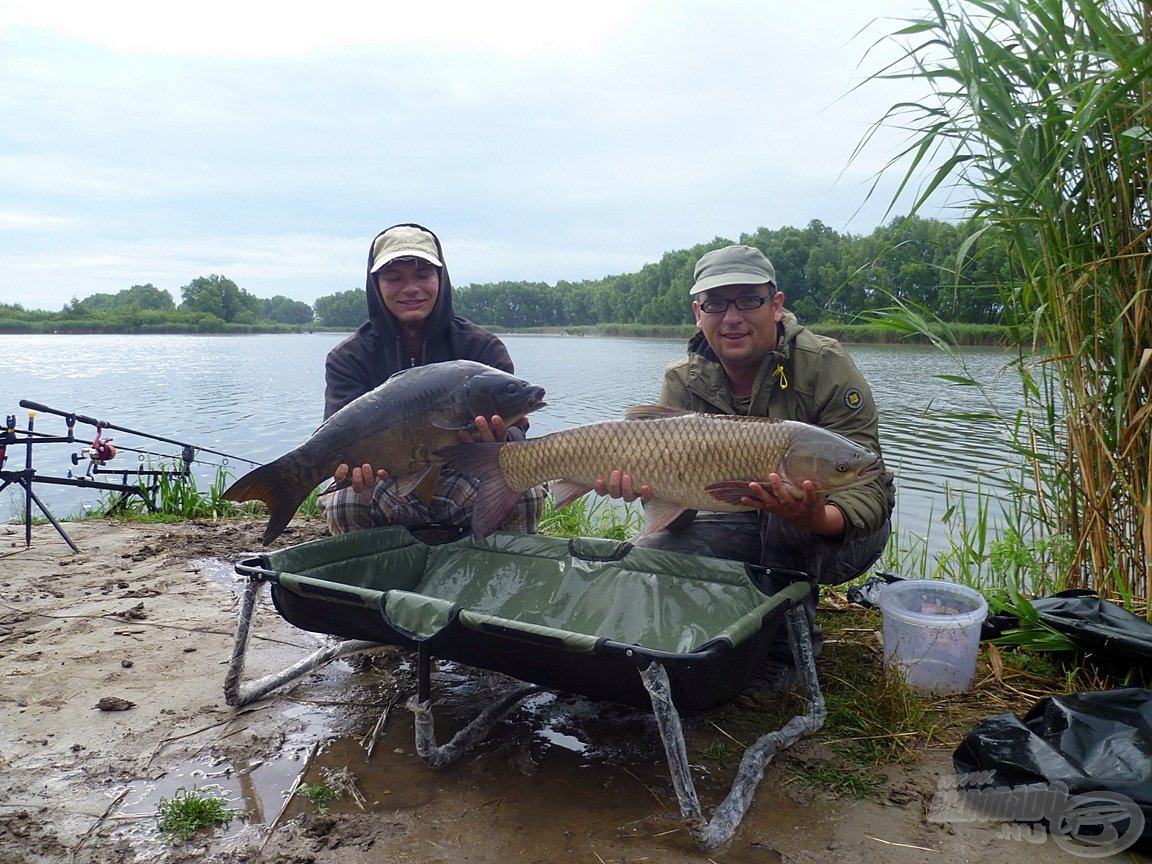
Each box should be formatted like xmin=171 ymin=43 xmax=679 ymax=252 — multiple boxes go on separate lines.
xmin=1 ymin=334 xmax=1029 ymax=551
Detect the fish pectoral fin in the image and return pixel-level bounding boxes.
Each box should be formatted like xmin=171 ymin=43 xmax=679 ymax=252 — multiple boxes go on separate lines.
xmin=704 ymin=481 xmax=756 ymax=506
xmin=551 ymin=480 xmax=594 ymax=510
xmin=623 ymin=405 xmax=694 ymax=421
xmin=638 ymin=499 xmax=689 ymax=536
xmin=394 ymin=464 xmax=441 ymax=505
xmin=429 ymin=416 xmax=472 ymax=432
xmin=412 ymin=466 xmax=442 ymax=505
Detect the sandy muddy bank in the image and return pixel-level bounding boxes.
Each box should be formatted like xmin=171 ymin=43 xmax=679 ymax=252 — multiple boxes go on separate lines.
xmin=0 ymin=517 xmax=1134 ymax=864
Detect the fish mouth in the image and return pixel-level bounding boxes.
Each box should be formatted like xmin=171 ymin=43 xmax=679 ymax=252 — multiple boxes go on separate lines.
xmin=858 ymin=456 xmax=886 ymax=480
xmin=526 ymin=386 xmax=547 ymax=411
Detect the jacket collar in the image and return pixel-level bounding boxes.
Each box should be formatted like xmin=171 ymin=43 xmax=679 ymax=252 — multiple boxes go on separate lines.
xmin=684 ymin=310 xmax=804 ymax=412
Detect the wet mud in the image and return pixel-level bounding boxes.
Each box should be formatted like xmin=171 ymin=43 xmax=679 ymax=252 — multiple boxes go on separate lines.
xmin=1 ymin=517 xmax=1133 ymax=864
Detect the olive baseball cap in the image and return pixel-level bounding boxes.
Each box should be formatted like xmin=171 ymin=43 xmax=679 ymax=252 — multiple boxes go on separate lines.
xmin=370 ymin=225 xmax=443 ymax=273
xmin=690 ymin=245 xmax=777 ymax=295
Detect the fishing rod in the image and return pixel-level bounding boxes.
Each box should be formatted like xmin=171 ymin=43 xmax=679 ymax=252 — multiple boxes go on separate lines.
xmin=72 ymin=441 xmax=240 ymax=471
xmin=18 ymin=399 xmax=261 ymax=466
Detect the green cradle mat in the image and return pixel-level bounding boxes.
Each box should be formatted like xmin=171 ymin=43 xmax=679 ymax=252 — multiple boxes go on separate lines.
xmin=238 ymin=525 xmax=814 ymax=713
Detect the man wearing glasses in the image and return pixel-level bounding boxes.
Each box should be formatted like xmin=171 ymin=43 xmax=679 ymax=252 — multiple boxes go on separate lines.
xmin=598 ymin=244 xmax=894 ymax=686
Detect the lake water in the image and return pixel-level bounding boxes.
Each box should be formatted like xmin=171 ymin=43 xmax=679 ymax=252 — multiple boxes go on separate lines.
xmin=1 ymin=333 xmax=1027 ymax=552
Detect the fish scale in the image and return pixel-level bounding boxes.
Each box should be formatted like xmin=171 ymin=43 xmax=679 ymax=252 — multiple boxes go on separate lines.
xmin=222 ymin=360 xmax=546 ymax=545
xmin=498 ymin=414 xmax=797 ymax=511
xmin=438 ymin=407 xmax=884 ymax=538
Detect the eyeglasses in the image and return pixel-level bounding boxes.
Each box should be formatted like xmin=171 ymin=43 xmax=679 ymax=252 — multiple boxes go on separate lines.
xmin=697 ymin=294 xmax=774 ymax=315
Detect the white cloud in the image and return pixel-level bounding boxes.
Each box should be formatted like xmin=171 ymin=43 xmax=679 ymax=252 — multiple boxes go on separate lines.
xmin=0 ymin=0 xmax=949 ymax=312
xmin=0 ymin=0 xmax=650 ymax=57
xmin=0 ymin=210 xmax=72 ymax=231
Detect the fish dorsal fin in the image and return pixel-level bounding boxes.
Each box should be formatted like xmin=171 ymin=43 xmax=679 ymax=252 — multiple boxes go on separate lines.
xmin=623 ymin=405 xmax=694 ymax=421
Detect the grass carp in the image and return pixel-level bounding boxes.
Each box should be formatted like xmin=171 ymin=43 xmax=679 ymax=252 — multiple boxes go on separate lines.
xmin=437 ymin=405 xmax=884 ymax=538
xmin=223 ymin=360 xmax=546 ymax=544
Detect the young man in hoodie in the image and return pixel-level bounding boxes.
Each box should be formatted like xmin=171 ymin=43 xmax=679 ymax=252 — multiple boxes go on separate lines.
xmin=321 ymin=223 xmax=544 ymax=534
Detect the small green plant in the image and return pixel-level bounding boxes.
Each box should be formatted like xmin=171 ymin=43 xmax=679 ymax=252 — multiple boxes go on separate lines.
xmin=295 ymin=782 xmax=342 ymax=814
xmin=155 ymin=786 xmax=238 ymax=841
xmin=988 ymin=530 xmax=1074 ymax=597
xmin=539 ymin=493 xmax=643 ymax=540
xmin=97 ymin=465 xmax=257 ymax=522
xmin=698 ymin=738 xmax=729 ymax=763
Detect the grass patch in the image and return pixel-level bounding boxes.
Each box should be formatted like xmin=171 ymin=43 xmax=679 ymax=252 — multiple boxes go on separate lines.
xmin=787 ymin=764 xmax=885 ymax=799
xmin=810 ymin=600 xmax=944 ymax=774
xmin=295 ymin=782 xmax=342 ymax=814
xmin=155 ymin=786 xmax=239 ymax=841
xmin=538 ymin=493 xmax=642 ymax=541
xmin=92 ymin=464 xmax=245 ymax=522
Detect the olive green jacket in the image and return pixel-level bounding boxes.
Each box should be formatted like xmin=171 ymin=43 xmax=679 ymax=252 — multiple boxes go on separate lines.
xmin=659 ymin=311 xmax=895 ymax=540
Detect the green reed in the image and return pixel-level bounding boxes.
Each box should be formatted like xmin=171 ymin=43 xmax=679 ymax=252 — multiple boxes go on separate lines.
xmin=861 ymin=0 xmax=1151 ymax=607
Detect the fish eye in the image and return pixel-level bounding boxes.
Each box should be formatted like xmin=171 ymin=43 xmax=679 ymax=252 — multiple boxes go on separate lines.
xmin=837 ymin=462 xmax=849 ymax=473
xmin=505 ymin=382 xmax=519 ymax=393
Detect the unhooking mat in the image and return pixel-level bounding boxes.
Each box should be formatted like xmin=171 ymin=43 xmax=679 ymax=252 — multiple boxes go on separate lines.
xmin=238 ymin=525 xmax=814 ymax=713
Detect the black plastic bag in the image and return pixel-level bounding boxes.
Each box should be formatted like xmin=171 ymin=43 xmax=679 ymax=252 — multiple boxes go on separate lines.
xmin=845 ymin=570 xmax=903 ymax=608
xmin=952 ymin=688 xmax=1152 ymax=853
xmin=1028 ymin=594 xmax=1152 ymax=662
xmin=979 ymin=590 xmax=1152 ymax=664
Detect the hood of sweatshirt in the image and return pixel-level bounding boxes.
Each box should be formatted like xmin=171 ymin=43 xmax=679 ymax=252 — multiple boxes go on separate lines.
xmin=363 ymin=222 xmax=455 ymax=367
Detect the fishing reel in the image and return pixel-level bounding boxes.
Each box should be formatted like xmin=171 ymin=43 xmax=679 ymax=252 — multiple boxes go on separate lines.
xmin=71 ymin=430 xmax=117 ymax=466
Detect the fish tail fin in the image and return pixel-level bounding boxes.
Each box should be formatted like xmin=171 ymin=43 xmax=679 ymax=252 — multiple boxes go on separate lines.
xmin=436 ymin=442 xmax=522 ymax=539
xmin=223 ymin=458 xmax=316 ymax=545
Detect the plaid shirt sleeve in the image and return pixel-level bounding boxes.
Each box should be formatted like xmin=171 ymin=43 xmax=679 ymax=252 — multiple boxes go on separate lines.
xmin=318 ymin=488 xmax=375 ymax=535
xmin=322 ymin=468 xmax=546 ymax=535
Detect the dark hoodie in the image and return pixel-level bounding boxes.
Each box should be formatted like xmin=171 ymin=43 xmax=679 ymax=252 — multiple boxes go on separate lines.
xmin=323 ymin=223 xmax=518 ymax=420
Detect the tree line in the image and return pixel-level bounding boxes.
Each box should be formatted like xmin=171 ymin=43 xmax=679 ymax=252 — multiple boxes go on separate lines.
xmin=1 ymin=215 xmax=1011 ymax=334
xmin=455 ymin=216 xmax=1009 ymax=329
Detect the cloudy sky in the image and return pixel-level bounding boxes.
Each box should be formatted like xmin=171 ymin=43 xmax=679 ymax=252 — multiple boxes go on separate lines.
xmin=0 ymin=0 xmax=946 ymax=312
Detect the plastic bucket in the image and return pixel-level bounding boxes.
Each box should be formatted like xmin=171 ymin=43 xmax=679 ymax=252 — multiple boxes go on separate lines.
xmin=878 ymin=580 xmax=987 ymax=695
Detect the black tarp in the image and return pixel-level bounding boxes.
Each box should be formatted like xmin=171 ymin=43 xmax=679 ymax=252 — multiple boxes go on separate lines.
xmin=953 ymin=689 xmax=1152 ymax=853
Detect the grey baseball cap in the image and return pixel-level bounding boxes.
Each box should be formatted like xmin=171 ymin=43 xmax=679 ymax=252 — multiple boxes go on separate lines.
xmin=691 ymin=245 xmax=777 ymax=295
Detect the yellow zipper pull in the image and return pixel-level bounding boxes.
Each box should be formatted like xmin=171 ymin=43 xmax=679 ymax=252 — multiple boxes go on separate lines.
xmin=773 ymin=363 xmax=789 ymax=390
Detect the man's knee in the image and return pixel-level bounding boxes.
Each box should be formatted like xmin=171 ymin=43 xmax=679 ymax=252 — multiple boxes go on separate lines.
xmin=818 ymin=521 xmax=892 ymax=585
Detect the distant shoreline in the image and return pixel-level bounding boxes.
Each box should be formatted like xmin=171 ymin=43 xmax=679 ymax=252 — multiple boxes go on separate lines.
xmin=1 ymin=321 xmax=1017 ymax=346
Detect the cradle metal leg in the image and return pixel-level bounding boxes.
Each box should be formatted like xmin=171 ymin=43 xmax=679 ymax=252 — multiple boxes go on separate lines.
xmin=408 ymin=641 xmax=544 ymax=768
xmin=640 ymin=604 xmax=827 ymax=851
xmin=223 ymin=574 xmax=383 ymax=707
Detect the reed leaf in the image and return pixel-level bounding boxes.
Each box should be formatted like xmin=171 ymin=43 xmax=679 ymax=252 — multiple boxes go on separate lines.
xmin=861 ymin=0 xmax=1151 ymax=608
